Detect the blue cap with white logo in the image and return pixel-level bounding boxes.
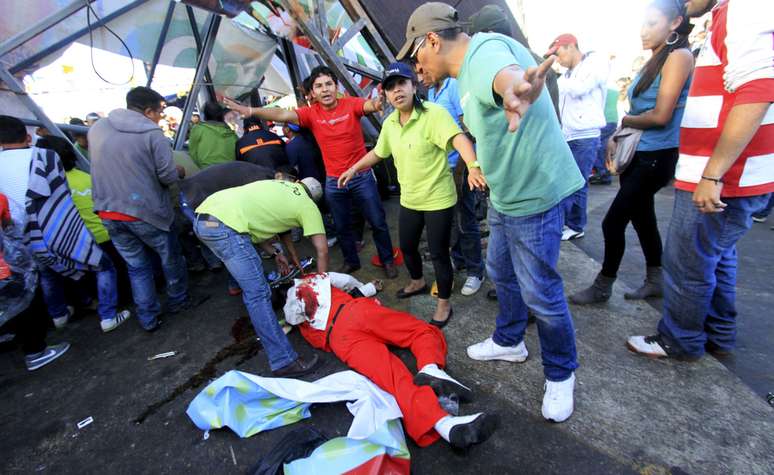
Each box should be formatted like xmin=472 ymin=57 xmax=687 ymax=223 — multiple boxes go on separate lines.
xmin=381 ymin=62 xmax=416 ymax=87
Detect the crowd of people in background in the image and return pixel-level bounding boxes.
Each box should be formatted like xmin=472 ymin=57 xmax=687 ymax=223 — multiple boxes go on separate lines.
xmin=1 ymin=0 xmax=772 ymax=453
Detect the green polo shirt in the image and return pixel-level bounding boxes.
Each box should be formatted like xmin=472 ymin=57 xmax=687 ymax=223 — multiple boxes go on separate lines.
xmin=457 ymin=33 xmax=583 ymax=217
xmin=195 ymin=180 xmax=325 ymax=243
xmin=374 ymin=102 xmax=459 ymax=211
xmin=65 ymin=169 xmax=109 ymax=244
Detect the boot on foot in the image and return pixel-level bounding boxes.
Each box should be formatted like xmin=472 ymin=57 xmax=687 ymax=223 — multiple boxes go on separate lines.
xmin=569 ymin=273 xmax=615 ymax=305
xmin=624 ymin=266 xmax=663 ymax=299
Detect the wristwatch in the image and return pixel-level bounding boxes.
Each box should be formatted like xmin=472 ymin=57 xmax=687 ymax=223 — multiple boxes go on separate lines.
xmin=467 ymin=160 xmax=481 ymax=169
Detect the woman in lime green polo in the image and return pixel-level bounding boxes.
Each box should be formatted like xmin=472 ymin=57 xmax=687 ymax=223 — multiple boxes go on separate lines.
xmin=339 ymin=62 xmax=485 ymax=327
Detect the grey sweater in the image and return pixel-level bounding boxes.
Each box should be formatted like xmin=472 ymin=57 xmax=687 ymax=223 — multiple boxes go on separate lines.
xmin=89 ymin=109 xmax=179 ymax=231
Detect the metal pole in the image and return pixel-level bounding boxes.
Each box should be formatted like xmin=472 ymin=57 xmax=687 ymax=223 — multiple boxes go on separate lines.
xmin=146 ymin=1 xmax=177 ymax=88
xmin=10 ymin=0 xmax=150 ymax=74
xmin=0 ymin=67 xmax=90 ymax=171
xmin=174 ymin=14 xmax=221 ymax=151
xmin=185 ymin=5 xmax=216 ymax=101
xmin=278 ymin=38 xmax=305 ymax=103
xmin=19 ymin=118 xmax=90 ymax=135
xmin=0 ymin=0 xmax=92 ymax=58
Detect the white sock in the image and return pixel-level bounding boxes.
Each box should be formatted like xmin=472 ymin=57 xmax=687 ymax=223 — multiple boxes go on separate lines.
xmin=433 ymin=413 xmax=482 ymax=442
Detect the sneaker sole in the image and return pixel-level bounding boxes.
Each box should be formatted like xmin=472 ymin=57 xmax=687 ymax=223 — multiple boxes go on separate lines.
xmin=449 ymin=413 xmax=499 ymax=450
xmin=414 ymin=373 xmax=473 ymax=403
xmin=466 ymin=351 xmax=528 ymax=363
xmin=625 ymin=341 xmax=667 ymax=359
xmin=543 ymin=407 xmax=574 ymax=423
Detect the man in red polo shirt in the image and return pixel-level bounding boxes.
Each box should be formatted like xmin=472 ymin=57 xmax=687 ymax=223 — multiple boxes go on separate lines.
xmin=224 ymin=66 xmax=398 ymax=278
xmin=627 ymin=0 xmax=774 ymax=360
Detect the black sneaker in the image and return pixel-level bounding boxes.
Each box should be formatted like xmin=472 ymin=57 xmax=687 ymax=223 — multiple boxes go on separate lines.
xmin=167 ymin=294 xmax=211 ymax=315
xmin=272 ymin=354 xmax=323 ymax=378
xmin=448 ymin=413 xmax=498 ymax=450
xmin=25 ymin=343 xmax=70 ymax=371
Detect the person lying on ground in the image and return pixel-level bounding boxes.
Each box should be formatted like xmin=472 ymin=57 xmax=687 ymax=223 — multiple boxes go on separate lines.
xmin=273 ymin=271 xmax=498 ymax=449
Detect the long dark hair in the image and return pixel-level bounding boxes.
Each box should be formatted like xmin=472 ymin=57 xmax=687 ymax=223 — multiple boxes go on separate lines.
xmin=632 ymin=0 xmax=694 ymax=97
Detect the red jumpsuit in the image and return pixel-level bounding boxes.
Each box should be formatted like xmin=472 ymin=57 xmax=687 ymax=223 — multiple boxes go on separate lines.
xmin=298 ymin=287 xmax=449 ymax=446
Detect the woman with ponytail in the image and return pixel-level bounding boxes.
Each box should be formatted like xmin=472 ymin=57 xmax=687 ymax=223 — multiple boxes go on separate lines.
xmin=571 ymin=0 xmax=694 ymax=305
xmin=339 ymin=62 xmax=484 ymax=327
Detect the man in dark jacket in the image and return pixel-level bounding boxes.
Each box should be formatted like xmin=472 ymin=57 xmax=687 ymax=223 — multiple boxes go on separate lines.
xmin=236 ymin=118 xmax=289 ymax=172
xmin=89 ymin=87 xmax=190 ymax=332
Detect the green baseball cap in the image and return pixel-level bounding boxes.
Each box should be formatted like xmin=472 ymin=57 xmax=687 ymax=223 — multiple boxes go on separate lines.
xmin=398 ymin=2 xmax=463 ymax=59
xmin=469 ymin=5 xmax=511 ymax=36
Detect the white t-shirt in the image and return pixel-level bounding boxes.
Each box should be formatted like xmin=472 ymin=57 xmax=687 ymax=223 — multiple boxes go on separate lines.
xmin=0 ymin=148 xmax=32 ymax=228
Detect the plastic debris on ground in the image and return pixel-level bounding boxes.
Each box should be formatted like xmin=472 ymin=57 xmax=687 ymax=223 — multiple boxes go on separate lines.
xmin=186 ymin=370 xmax=410 ymax=474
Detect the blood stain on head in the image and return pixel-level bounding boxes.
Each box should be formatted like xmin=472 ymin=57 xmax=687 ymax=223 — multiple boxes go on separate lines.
xmin=296 ymin=283 xmax=319 ymax=317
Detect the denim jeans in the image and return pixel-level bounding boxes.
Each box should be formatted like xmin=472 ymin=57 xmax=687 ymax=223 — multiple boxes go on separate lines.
xmin=102 ymin=220 xmax=188 ymax=329
xmin=325 ymin=171 xmax=394 ymax=267
xmin=752 ymin=192 xmax=773 ymax=219
xmin=657 ymin=190 xmax=769 ymax=356
xmin=594 ymin=123 xmax=617 ymax=181
xmin=194 ymin=214 xmax=298 ymax=370
xmin=451 ymin=169 xmax=484 ymax=279
xmin=180 ymin=192 xmax=239 ymax=290
xmin=38 ymin=254 xmax=118 ymax=321
xmin=486 ymin=201 xmax=578 ymax=381
xmin=565 ymin=137 xmax=600 ymax=232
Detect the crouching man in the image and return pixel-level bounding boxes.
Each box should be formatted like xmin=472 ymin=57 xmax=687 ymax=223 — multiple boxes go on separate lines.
xmin=275 ymin=271 xmax=498 ymax=449
xmin=194 ymin=178 xmax=328 ymax=378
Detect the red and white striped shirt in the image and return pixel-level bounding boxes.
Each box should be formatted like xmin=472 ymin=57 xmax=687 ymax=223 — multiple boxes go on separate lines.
xmin=675 ymin=0 xmax=774 ymax=197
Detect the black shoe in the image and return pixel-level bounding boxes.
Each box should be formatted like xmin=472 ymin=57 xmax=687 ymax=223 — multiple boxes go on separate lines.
xmin=414 ymin=370 xmax=473 ymax=403
xmin=337 ymin=262 xmax=361 ymax=274
xmin=706 ymin=341 xmax=733 ymax=357
xmin=486 ymin=289 xmax=497 ymax=301
xmin=429 ymin=307 xmax=453 ymax=329
xmin=449 ymin=413 xmax=499 ymax=450
xmin=188 ymin=261 xmax=207 ymax=273
xmin=383 ymin=262 xmax=399 ymax=279
xmin=167 ymin=294 xmax=211 ymax=315
xmin=144 ymin=319 xmax=163 ymax=333
xmin=272 ymin=354 xmax=322 ymax=378
xmin=396 ymin=284 xmax=428 ymax=299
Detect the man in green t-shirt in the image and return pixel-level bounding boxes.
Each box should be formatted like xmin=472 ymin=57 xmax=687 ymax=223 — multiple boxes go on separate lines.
xmin=194 ymin=178 xmax=328 ymax=378
xmin=401 ymin=2 xmax=583 ymax=423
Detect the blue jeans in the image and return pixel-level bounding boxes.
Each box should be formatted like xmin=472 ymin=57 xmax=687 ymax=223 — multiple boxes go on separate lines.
xmin=594 ymin=123 xmax=617 ymax=181
xmin=565 ymin=137 xmax=600 ymax=232
xmin=102 ymin=220 xmax=188 ymax=330
xmin=325 ymin=171 xmax=394 ymax=267
xmin=38 ymin=254 xmax=118 ymax=321
xmin=194 ymin=214 xmax=298 ymax=371
xmin=657 ymin=190 xmax=769 ymax=356
xmin=451 ymin=169 xmax=484 ymax=279
xmin=180 ymin=192 xmax=239 ymax=290
xmin=752 ymin=192 xmax=773 ymax=219
xmin=486 ymin=201 xmax=578 ymax=381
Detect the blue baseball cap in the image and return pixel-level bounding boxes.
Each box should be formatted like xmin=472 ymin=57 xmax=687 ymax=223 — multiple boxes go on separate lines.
xmin=286 ymin=123 xmax=301 ymax=132
xmin=381 ymin=62 xmax=416 ymax=87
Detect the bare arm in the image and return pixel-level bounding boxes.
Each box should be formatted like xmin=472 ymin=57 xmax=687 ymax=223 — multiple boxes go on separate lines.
xmin=363 ymin=96 xmax=384 ymax=115
xmin=222 ymin=97 xmax=300 ymax=124
xmin=451 ymin=133 xmax=487 ymax=191
xmin=279 ymin=233 xmax=301 ymax=268
xmin=309 ymin=234 xmax=329 ymax=273
xmin=337 ymin=150 xmax=381 ymax=187
xmin=692 ymin=102 xmax=771 ymax=213
xmin=493 ymin=57 xmax=555 ymax=132
xmin=622 ymin=50 xmax=693 ymax=129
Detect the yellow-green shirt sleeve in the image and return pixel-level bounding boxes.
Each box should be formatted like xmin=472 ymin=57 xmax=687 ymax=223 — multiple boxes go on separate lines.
xmin=299 ymin=202 xmax=325 ymax=237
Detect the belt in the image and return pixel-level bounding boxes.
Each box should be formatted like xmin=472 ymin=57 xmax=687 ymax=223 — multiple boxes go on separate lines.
xmin=325 ymin=303 xmax=348 ymax=350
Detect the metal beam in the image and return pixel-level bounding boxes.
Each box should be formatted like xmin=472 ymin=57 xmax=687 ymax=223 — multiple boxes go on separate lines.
xmin=332 ymin=18 xmax=366 ymax=53
xmin=10 ymin=0 xmax=149 ymax=75
xmin=341 ymin=58 xmax=382 ymax=81
xmin=314 ymin=0 xmax=328 ymax=41
xmin=339 ymin=0 xmax=395 ymax=64
xmin=184 ymin=5 xmax=216 ymax=102
xmin=146 ymin=1 xmax=177 ymax=88
xmin=278 ymin=38 xmax=305 ymax=103
xmin=0 ymin=0 xmax=92 ymax=58
xmin=0 ymin=67 xmax=90 ymax=171
xmin=19 ymin=118 xmax=89 ymax=135
xmin=174 ymin=14 xmax=221 ymax=151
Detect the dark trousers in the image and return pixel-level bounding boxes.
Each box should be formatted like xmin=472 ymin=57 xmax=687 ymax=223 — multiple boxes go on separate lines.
xmin=601 ymin=148 xmax=679 ymax=278
xmin=399 ymin=205 xmax=455 ymax=299
xmin=99 ymin=240 xmax=133 ymax=305
xmin=2 ymin=291 xmax=48 ymax=355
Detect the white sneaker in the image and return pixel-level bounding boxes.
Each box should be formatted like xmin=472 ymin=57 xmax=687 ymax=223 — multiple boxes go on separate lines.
xmin=100 ymin=309 xmax=132 ymax=333
xmin=327 ymin=236 xmax=338 ymax=247
xmin=752 ymin=216 xmax=767 ymax=223
xmin=561 ymin=226 xmax=585 ymax=241
xmin=53 ymin=306 xmax=74 ymax=329
xmin=542 ymin=373 xmax=575 ymax=422
xmin=466 ymin=337 xmax=528 ymax=363
xmin=626 ymin=335 xmax=668 ymax=358
xmin=461 ymin=276 xmax=484 ymax=296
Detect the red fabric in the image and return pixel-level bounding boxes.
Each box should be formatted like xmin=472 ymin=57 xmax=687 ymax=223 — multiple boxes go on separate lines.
xmin=299 ymin=288 xmax=449 ymax=446
xmin=295 ymin=97 xmax=369 ymax=177
xmin=0 ymin=194 xmax=9 ymax=226
xmin=342 ymin=454 xmax=411 ymax=475
xmin=98 ymin=210 xmax=139 ymax=222
xmin=675 ymin=1 xmax=774 ymax=197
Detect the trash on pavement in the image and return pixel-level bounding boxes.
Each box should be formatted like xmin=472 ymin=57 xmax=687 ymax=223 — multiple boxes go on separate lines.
xmin=77 ymin=416 xmax=93 ymax=429
xmin=147 ymin=351 xmax=177 ymax=360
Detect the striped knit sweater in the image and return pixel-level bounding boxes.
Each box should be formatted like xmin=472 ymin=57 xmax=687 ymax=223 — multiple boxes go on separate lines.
xmin=25 ymin=147 xmax=103 ymax=279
